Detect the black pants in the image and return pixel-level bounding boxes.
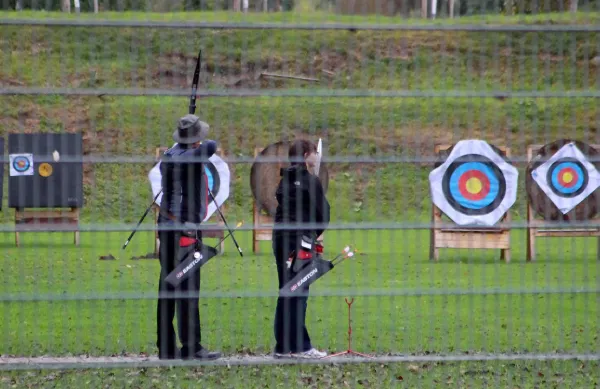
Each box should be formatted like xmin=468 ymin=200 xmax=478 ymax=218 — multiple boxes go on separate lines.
xmin=273 ymin=232 xmax=312 ymax=354
xmin=157 ymin=223 xmax=202 ymax=357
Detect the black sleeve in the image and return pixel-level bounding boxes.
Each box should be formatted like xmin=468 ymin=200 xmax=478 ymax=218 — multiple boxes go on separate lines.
xmin=309 ymin=176 xmax=330 ymax=237
xmin=159 ymin=155 xmax=173 ymax=202
xmin=193 ymin=140 xmax=217 ymax=161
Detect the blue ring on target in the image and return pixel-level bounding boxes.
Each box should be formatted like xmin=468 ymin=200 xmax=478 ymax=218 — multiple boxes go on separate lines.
xmin=550 ymin=161 xmax=584 ymax=194
xmin=442 ymin=154 xmax=507 ymax=216
xmin=448 ymin=162 xmax=500 ymax=210
xmin=546 ymin=157 xmax=588 ymax=198
xmin=204 ymin=162 xmax=220 ymax=197
xmin=205 ymin=167 xmax=215 ymax=191
xmin=12 ymin=156 xmax=31 ymax=172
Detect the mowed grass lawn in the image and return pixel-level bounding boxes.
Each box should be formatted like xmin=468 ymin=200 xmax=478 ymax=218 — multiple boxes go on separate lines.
xmin=1 ymin=229 xmax=598 ymax=358
xmin=1 ymin=229 xmax=599 ymax=387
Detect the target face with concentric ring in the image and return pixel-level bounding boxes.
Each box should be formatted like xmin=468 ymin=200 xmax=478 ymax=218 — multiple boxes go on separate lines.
xmin=13 ymin=157 xmax=30 ymax=172
xmin=546 ymin=158 xmax=588 ymax=198
xmin=429 ymin=140 xmax=519 ymax=226
xmin=532 ymin=142 xmax=600 ymax=214
xmin=442 ymin=154 xmax=507 ymax=216
xmin=9 ymin=153 xmax=34 ymax=176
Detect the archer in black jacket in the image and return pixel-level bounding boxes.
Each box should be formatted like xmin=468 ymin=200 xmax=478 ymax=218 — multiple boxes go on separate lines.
xmin=272 ymin=139 xmax=330 ymax=358
xmin=156 ymin=114 xmax=221 ymax=361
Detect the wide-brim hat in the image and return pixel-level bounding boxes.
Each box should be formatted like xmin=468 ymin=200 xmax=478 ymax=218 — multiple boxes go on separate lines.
xmin=173 ymin=114 xmax=209 ymax=144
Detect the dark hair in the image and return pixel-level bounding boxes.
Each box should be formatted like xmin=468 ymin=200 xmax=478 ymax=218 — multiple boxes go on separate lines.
xmin=288 ymin=140 xmax=317 ymax=165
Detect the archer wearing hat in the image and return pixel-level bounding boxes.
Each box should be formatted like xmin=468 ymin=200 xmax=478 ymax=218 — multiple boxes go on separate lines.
xmin=272 ymin=139 xmax=331 ymax=359
xmin=155 ymin=114 xmax=221 ymax=360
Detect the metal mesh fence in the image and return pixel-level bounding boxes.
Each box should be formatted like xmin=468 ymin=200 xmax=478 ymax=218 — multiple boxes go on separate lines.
xmin=0 ymin=1 xmax=599 ymax=383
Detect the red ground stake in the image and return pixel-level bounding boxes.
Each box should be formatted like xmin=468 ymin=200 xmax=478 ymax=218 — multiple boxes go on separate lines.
xmin=321 ymin=298 xmax=374 ymax=359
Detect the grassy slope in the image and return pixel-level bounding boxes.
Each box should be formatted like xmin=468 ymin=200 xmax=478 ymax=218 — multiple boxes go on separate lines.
xmin=0 ymin=11 xmax=598 ymax=223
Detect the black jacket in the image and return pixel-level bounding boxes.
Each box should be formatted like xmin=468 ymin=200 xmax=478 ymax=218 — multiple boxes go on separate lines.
xmin=159 ymin=141 xmax=217 ymax=224
xmin=274 ymin=164 xmax=330 ymax=239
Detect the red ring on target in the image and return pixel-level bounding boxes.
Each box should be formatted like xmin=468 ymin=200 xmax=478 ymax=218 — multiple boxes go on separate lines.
xmin=458 ymin=170 xmax=491 ymax=201
xmin=557 ymin=167 xmax=578 ymax=188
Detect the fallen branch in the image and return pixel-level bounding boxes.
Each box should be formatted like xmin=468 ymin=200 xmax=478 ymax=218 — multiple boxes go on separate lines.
xmin=259 ymin=72 xmax=320 ymax=82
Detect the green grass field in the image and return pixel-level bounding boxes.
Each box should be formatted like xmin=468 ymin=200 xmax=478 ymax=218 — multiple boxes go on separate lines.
xmin=1 ymin=7 xmax=599 ymax=388
xmin=1 ymin=230 xmax=599 ymax=387
xmin=2 ymin=229 xmax=600 ymax=356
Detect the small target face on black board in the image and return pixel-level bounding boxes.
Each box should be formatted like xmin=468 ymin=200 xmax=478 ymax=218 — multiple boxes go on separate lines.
xmin=7 ymin=133 xmax=83 ymax=209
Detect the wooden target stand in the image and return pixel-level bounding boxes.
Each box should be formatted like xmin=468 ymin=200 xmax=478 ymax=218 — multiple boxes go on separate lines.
xmin=429 ymin=144 xmax=512 ymax=262
xmin=252 ymin=147 xmax=275 ymax=253
xmin=152 ymin=147 xmax=226 ymax=256
xmin=526 ymin=144 xmax=600 ymax=261
xmin=15 ymin=207 xmax=80 ymax=247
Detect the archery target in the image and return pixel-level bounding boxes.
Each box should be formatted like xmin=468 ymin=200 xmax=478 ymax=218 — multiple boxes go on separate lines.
xmin=531 ymin=142 xmax=600 ymax=214
xmin=430 ymin=140 xmax=518 ymax=226
xmin=9 ymin=153 xmax=34 ymax=176
xmin=442 ymin=154 xmax=507 ymax=215
xmin=148 ymin=144 xmax=230 ymax=222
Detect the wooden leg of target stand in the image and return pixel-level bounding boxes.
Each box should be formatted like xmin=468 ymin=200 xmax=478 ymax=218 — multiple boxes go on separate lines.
xmin=72 ymin=208 xmax=80 ymax=247
xmin=500 ymin=248 xmax=511 ymax=263
xmin=252 ymin=201 xmax=260 ymax=253
xmin=429 ymin=205 xmax=440 ymax=261
xmin=15 ymin=209 xmax=21 ymax=247
xmin=526 ymin=204 xmax=536 ymax=262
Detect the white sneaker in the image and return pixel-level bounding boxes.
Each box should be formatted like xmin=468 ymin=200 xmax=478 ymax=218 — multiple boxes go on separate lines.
xmin=290 ymin=348 xmax=328 ymax=359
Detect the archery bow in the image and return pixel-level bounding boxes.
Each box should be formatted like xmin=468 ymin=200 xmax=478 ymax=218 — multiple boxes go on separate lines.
xmin=189 ymin=49 xmax=201 ymax=114
xmin=189 ymin=49 xmax=243 ymax=257
xmin=123 ymin=48 xmax=242 ymax=256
